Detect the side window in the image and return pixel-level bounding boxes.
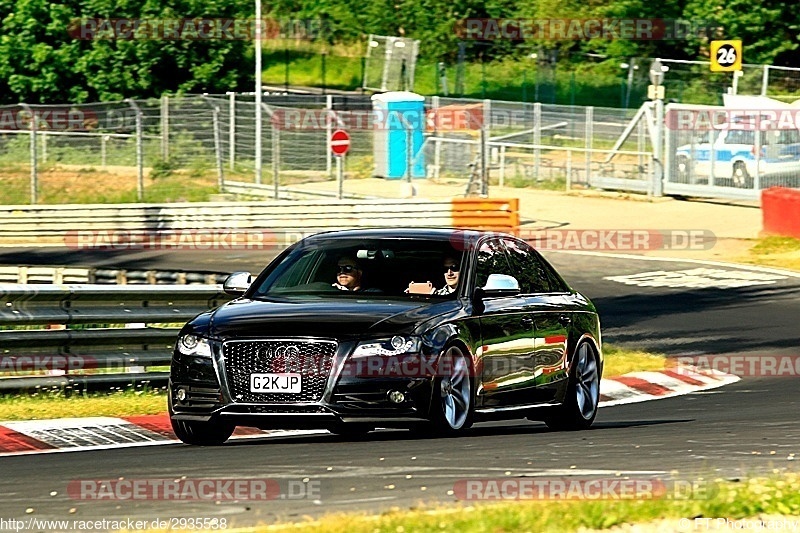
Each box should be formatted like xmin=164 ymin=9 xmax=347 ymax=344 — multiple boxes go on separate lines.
xmin=475 ymin=239 xmax=512 ymax=289
xmin=503 ymin=238 xmax=553 ymax=293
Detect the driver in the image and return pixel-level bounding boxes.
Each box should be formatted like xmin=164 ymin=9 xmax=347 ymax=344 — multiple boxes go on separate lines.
xmin=333 ymin=255 xmax=364 ymax=291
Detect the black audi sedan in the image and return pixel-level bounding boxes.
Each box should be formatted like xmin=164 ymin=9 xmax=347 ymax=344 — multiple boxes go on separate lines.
xmin=169 ymin=228 xmax=602 ymax=445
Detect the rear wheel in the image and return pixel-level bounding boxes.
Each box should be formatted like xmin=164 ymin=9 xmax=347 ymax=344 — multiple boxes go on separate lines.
xmin=544 ymin=342 xmax=600 ymax=431
xmin=427 ymin=345 xmax=473 ymax=435
xmin=170 ymin=417 xmax=235 ymax=446
xmin=676 ymin=156 xmax=692 ymax=183
xmin=732 ymin=162 xmax=753 ymax=188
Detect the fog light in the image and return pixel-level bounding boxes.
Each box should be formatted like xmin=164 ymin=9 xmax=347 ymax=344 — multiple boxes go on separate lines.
xmin=387 ymin=390 xmax=405 ymax=403
xmin=176 ymin=388 xmax=187 ymax=402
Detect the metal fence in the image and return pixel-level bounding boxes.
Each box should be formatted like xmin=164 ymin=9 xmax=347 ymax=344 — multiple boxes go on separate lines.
xmin=1 ymin=93 xmax=651 ymax=203
xmin=4 ymin=92 xmax=798 ymax=204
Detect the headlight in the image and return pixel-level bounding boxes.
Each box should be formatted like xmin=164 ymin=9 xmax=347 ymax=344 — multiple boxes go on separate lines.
xmin=177 ymin=334 xmax=212 ymax=357
xmin=352 ymin=336 xmax=421 ymax=357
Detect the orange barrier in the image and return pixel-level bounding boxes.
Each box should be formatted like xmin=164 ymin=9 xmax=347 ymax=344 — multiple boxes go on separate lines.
xmin=762 ymin=187 xmax=800 ymax=239
xmin=451 ymin=198 xmax=520 ymax=234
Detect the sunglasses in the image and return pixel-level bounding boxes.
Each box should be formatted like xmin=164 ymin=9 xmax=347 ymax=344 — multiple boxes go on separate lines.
xmin=443 ymin=263 xmax=460 ymax=273
xmin=337 ymin=264 xmax=359 ymax=274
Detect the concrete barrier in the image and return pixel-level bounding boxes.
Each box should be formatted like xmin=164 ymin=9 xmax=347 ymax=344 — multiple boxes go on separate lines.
xmin=762 ymin=187 xmax=800 ymax=239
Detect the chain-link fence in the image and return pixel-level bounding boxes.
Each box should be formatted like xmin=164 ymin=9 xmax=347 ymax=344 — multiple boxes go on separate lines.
xmin=0 ymin=93 xmax=656 ymax=203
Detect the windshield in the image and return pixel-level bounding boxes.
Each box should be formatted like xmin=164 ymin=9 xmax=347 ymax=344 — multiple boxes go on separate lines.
xmin=251 ymin=237 xmax=466 ymax=299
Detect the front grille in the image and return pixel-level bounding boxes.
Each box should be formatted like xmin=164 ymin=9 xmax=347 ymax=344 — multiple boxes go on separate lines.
xmin=223 ymin=339 xmax=337 ymax=403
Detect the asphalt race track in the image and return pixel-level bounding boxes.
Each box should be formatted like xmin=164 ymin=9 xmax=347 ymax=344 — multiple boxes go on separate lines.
xmin=0 ymin=247 xmax=798 ymax=527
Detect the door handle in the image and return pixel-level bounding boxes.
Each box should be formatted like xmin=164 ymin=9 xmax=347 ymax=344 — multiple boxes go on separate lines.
xmin=558 ymin=314 xmax=572 ymax=326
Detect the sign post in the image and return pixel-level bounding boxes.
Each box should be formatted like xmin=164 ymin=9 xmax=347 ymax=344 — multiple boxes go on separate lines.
xmin=330 ymin=129 xmax=350 ymax=200
xmin=649 ymin=59 xmax=665 ymax=197
xmin=710 ymin=40 xmax=743 ymax=95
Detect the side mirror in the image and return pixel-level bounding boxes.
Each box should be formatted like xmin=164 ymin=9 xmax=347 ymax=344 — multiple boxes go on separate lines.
xmin=223 ymin=271 xmax=252 ymax=296
xmin=483 ymin=274 xmax=520 ymax=296
xmin=472 ymin=274 xmax=520 ymax=315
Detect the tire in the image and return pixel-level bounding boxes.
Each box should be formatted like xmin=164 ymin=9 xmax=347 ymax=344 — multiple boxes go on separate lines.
xmin=544 ymin=342 xmax=600 ymax=431
xmin=676 ymin=156 xmax=691 ymax=183
xmin=426 ymin=345 xmax=474 ymax=435
xmin=732 ymin=162 xmax=753 ymax=188
xmin=328 ymin=423 xmax=374 ymax=438
xmin=170 ymin=416 xmax=235 ymax=446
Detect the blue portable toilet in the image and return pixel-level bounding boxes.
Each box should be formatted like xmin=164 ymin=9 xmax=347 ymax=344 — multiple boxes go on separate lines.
xmin=372 ymin=92 xmax=426 ymax=179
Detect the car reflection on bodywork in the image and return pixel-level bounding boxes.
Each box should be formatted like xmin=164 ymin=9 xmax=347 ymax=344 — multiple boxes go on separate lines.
xmin=169 ymin=228 xmax=602 ymax=445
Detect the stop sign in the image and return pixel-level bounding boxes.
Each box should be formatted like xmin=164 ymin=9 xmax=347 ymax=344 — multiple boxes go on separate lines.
xmin=330 ymin=129 xmax=350 ymax=156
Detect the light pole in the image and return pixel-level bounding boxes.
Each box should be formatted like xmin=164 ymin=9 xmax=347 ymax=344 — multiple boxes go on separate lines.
xmin=254 ymin=0 xmax=262 ymax=184
xmin=620 ymin=60 xmax=639 ymax=109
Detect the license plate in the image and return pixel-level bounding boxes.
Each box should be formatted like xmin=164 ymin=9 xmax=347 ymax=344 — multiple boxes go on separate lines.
xmin=250 ymin=373 xmax=302 ymax=393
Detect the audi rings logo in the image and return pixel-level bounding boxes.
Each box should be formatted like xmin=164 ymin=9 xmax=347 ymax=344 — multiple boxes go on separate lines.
xmin=264 ymin=345 xmax=302 ymax=373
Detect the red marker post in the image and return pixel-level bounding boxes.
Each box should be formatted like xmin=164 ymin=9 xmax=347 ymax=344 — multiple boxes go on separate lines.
xmin=331 ymin=129 xmax=350 ymax=199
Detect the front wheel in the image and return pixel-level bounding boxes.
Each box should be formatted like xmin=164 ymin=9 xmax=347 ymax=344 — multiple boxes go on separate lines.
xmin=427 ymin=345 xmax=474 ymax=435
xmin=171 ymin=417 xmax=235 ymax=446
xmin=544 ymin=342 xmax=600 ymax=431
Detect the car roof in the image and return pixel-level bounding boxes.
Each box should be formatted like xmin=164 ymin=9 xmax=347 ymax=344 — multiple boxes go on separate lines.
xmin=301 ymin=227 xmax=513 ymax=243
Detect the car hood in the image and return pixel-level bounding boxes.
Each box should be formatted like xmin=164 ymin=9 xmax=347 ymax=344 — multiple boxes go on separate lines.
xmin=205 ymin=296 xmax=457 ymax=339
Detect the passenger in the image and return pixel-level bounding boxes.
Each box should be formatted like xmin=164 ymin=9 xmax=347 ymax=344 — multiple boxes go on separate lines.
xmin=406 ymin=256 xmax=461 ymax=296
xmin=333 ymin=255 xmax=364 ymax=291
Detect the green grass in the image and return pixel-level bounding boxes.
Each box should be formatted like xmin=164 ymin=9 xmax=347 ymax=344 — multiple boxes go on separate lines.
xmin=0 ymin=388 xmax=168 ymax=421
xmin=738 ymin=236 xmax=800 ymax=273
xmin=261 ymin=473 xmax=800 ymax=532
xmin=750 ymin=236 xmax=800 ymax=256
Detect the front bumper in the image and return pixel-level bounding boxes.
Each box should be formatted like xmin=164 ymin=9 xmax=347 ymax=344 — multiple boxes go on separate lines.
xmin=169 ymin=338 xmax=437 ymax=428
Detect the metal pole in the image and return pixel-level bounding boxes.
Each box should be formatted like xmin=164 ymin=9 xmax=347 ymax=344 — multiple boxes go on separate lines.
xmin=326 ymin=94 xmax=333 ymax=177
xmin=732 ymin=71 xmax=739 ymax=95
xmin=653 ymin=97 xmax=664 ymax=197
xmin=161 ymin=95 xmax=169 ymax=160
xmin=212 ymin=107 xmax=224 ymax=192
xmin=499 ymin=145 xmax=506 ymax=187
xmin=480 ymin=126 xmax=488 ymax=196
xmin=40 ymin=132 xmax=47 ymax=164
xmin=533 ymin=102 xmax=541 ymax=181
xmin=585 ymin=106 xmax=593 ymax=187
xmin=101 ymin=135 xmax=107 ymax=167
xmin=20 ymin=104 xmax=37 ymax=204
xmin=337 ymin=155 xmax=343 ymax=199
xmin=228 ymin=91 xmax=235 ymax=171
xmin=566 ymin=149 xmax=572 ymax=191
xmin=405 ymin=119 xmax=412 ymax=184
xmin=255 ymin=0 xmax=263 ymax=185
xmin=126 ymin=99 xmax=144 ymax=202
xmin=272 ymin=123 xmax=280 ymax=199
xmin=432 ymin=96 xmax=440 ymax=180
xmin=761 ymin=65 xmax=769 ymax=96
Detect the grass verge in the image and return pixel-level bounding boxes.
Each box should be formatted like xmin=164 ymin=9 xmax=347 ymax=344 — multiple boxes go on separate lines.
xmin=0 ymin=344 xmax=660 ymax=421
xmin=744 ymin=236 xmax=800 ymax=272
xmin=0 ymin=388 xmax=168 ymax=421
xmin=260 ymin=473 xmax=800 ymax=533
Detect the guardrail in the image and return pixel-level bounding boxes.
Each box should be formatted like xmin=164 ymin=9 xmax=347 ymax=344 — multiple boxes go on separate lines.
xmin=0 ymin=266 xmax=226 ymax=285
xmin=0 ymin=284 xmax=232 ymax=393
xmin=0 ymin=199 xmax=522 ymax=241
